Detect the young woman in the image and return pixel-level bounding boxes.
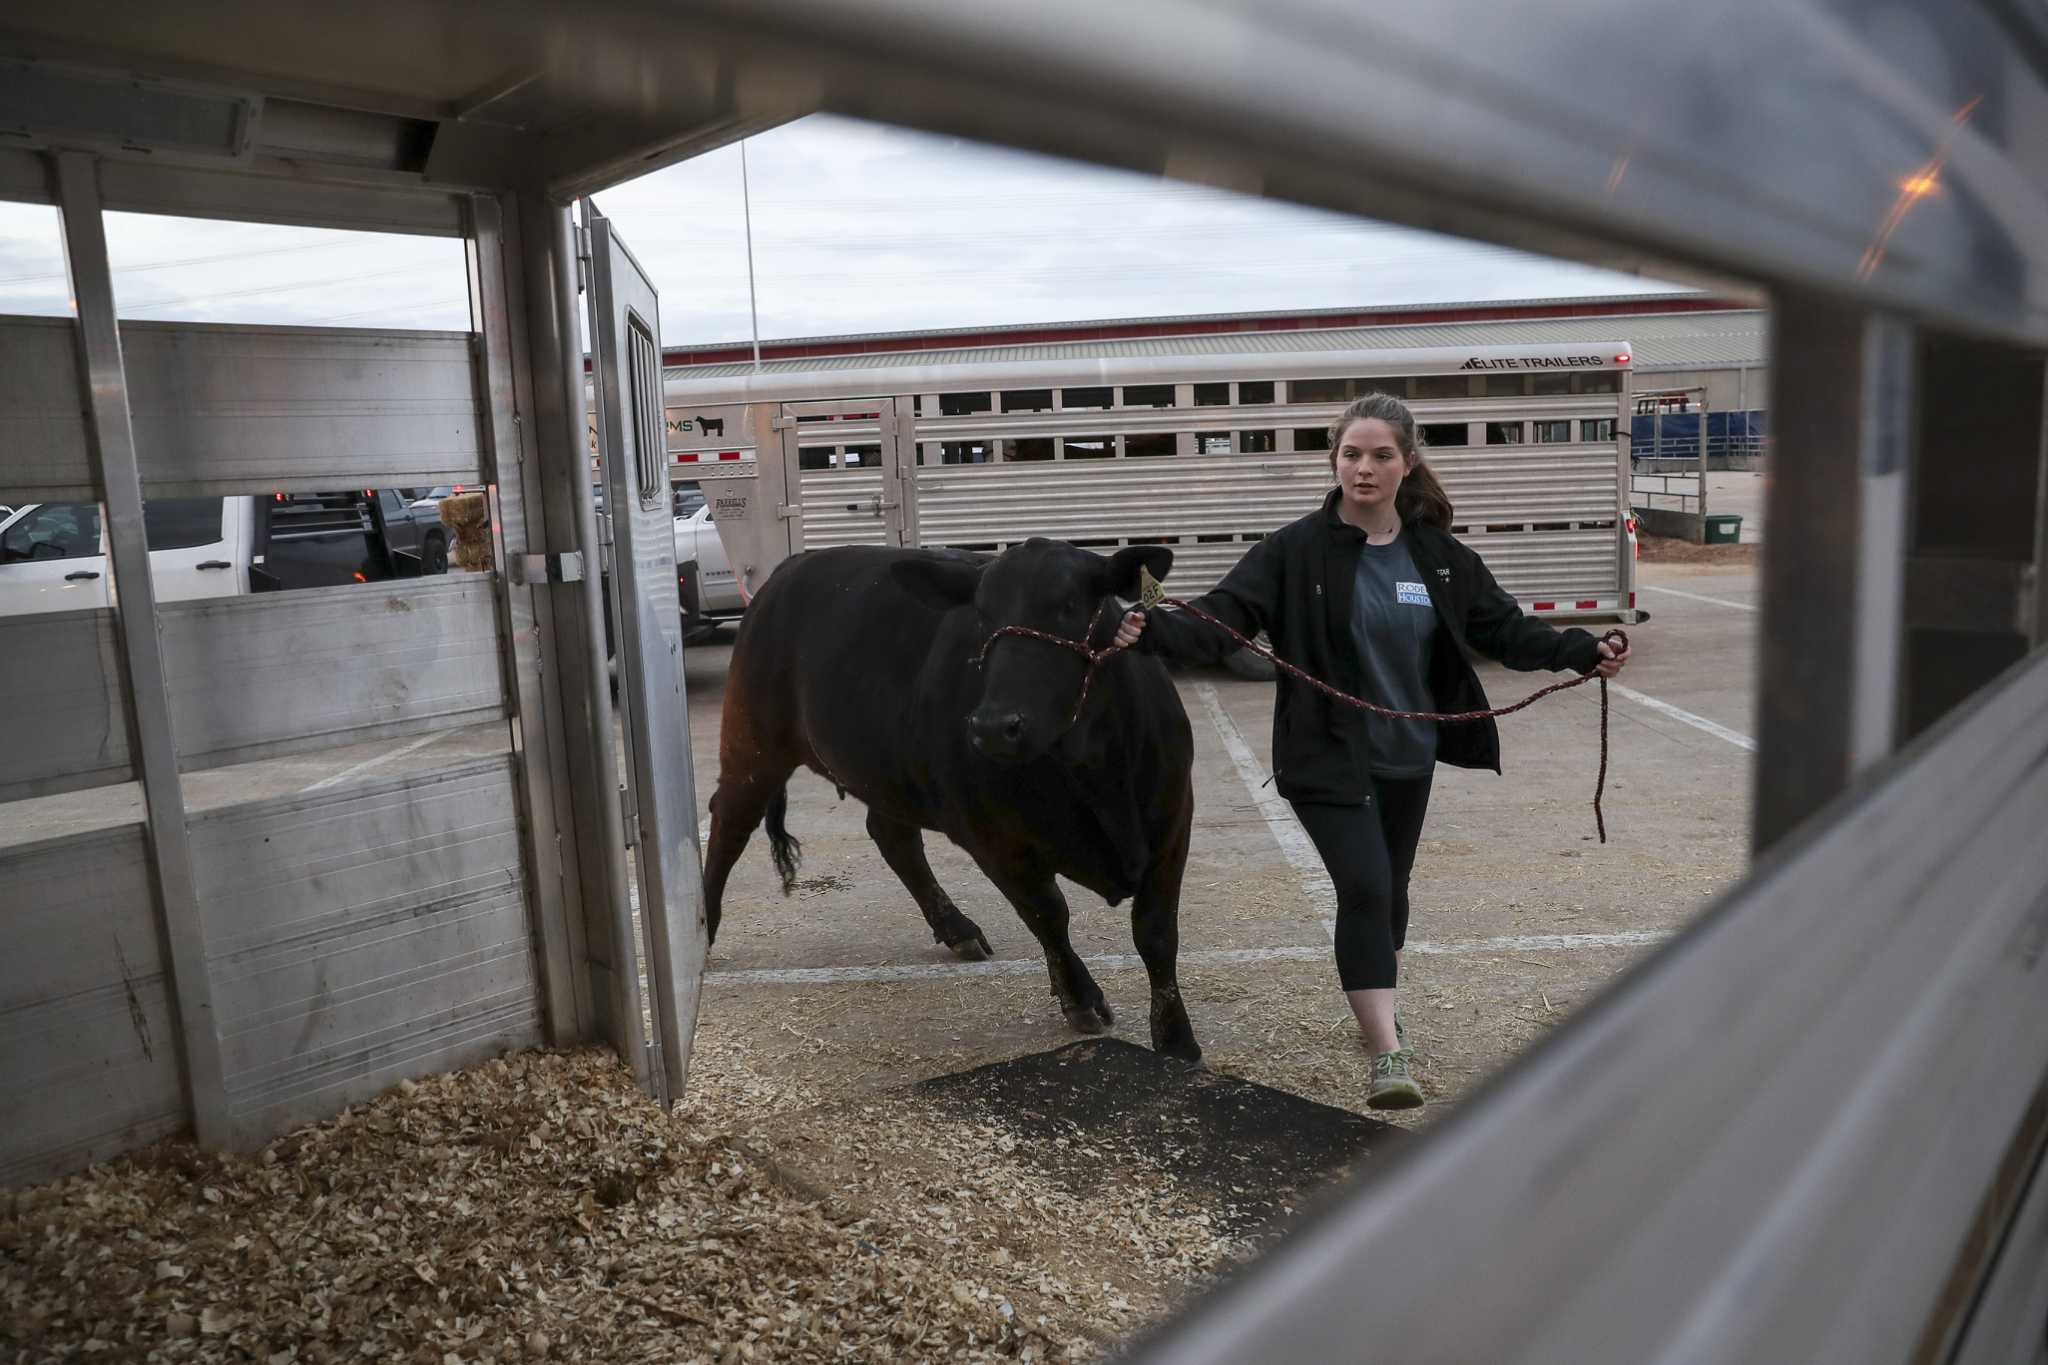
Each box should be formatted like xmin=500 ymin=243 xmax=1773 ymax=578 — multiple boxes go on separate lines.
xmin=1116 ymin=392 xmax=1631 ymax=1108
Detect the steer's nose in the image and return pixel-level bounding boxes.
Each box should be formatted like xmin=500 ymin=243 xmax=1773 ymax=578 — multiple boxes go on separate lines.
xmin=969 ymin=708 xmax=1029 ymax=756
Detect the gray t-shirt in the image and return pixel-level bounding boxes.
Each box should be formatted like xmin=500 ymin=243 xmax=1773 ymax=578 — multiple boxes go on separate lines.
xmin=1350 ymin=533 xmax=1441 ymax=777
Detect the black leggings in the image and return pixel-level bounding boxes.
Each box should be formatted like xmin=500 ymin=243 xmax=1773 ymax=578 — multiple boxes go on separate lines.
xmin=1293 ymin=774 xmax=1435 ymax=992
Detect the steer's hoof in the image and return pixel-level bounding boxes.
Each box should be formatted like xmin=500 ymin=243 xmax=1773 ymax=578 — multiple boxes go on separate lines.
xmin=946 ymin=931 xmax=993 ymax=962
xmin=1062 ymin=1005 xmax=1114 ymax=1035
xmin=934 ymin=913 xmax=993 ymax=962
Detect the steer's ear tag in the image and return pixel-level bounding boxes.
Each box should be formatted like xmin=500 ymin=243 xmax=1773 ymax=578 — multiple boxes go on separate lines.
xmin=1139 ymin=565 xmax=1166 ymax=609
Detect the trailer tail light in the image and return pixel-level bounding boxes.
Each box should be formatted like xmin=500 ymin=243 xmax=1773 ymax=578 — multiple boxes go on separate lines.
xmin=1615 ymin=352 xmax=1632 ymax=365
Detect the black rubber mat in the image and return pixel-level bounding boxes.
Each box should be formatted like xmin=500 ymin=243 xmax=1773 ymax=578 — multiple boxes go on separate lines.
xmin=915 ymin=1038 xmax=1411 ymax=1238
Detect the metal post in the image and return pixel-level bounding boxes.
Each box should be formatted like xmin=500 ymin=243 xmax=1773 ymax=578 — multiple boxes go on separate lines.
xmin=514 ymin=188 xmax=613 ymax=1043
xmin=1697 ymin=391 xmax=1710 ymax=530
xmin=48 ymin=150 xmax=230 ymax=1148
xmin=1753 ymin=297 xmax=1915 ymax=850
xmin=2034 ymin=365 xmax=2048 ymax=647
xmin=464 ymin=192 xmax=591 ymax=1043
xmin=740 ymin=140 xmax=762 ymax=372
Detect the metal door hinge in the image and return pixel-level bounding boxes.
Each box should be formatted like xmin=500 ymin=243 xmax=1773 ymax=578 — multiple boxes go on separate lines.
xmin=619 ymin=785 xmax=637 ymax=848
xmin=511 ymin=551 xmax=585 ymax=585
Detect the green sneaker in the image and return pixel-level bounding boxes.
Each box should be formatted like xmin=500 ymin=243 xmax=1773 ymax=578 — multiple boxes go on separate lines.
xmin=1368 ymin=1048 xmax=1424 ymax=1110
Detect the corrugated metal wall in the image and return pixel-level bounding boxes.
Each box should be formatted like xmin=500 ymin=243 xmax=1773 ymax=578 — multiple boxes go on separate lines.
xmin=0 ymin=314 xmax=548 ymax=1183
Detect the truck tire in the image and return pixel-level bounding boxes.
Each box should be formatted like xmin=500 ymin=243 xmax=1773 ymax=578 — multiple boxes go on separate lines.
xmin=422 ymin=532 xmax=449 ymax=574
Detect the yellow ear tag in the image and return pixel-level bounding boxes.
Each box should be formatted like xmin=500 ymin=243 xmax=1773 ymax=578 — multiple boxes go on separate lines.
xmin=1138 ymin=564 xmax=1166 ymax=609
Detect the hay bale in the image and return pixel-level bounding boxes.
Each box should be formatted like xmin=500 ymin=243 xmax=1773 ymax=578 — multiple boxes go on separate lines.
xmin=438 ymin=492 xmax=493 ymax=572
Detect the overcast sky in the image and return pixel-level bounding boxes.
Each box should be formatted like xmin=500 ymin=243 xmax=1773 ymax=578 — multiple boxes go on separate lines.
xmin=0 ymin=113 xmax=1682 ymax=343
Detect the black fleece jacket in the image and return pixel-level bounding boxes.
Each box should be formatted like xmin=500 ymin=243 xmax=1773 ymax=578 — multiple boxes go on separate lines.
xmin=1139 ymin=489 xmax=1604 ymax=803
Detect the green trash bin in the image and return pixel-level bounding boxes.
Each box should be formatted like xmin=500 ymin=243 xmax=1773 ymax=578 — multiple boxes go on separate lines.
xmin=1703 ymin=514 xmax=1742 ymax=544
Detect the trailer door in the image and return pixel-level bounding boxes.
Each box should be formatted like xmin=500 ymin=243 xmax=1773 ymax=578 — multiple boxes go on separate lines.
xmin=780 ymin=396 xmax=917 ymax=548
xmin=584 ymin=201 xmax=706 ymax=1105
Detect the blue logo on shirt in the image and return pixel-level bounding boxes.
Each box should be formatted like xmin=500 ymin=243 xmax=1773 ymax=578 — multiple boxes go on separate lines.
xmin=1395 ymin=581 xmax=1430 ymax=606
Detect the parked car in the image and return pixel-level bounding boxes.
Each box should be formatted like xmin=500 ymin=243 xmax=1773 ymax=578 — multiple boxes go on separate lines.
xmin=374 ymin=489 xmax=450 ymax=574
xmin=0 ymin=491 xmax=447 ymax=617
xmin=406 ymin=486 xmax=462 ymax=515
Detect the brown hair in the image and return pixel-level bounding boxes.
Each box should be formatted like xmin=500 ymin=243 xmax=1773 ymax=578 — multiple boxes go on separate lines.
xmin=1325 ymin=392 xmax=1455 ymax=531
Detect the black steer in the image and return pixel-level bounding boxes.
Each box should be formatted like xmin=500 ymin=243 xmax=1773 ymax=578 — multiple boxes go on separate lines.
xmin=703 ymin=539 xmax=1200 ymax=1060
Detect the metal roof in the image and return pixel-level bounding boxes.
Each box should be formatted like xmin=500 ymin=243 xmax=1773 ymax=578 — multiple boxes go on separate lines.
xmin=662 ymin=291 xmax=1738 ymax=354
xmin=665 ymin=309 xmax=1767 ymax=382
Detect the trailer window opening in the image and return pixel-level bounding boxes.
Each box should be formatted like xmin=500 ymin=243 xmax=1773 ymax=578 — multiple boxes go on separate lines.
xmin=1582 ymin=418 xmax=1617 ymax=441
xmin=1062 ymin=386 xmax=1112 ymax=409
xmin=1000 ymin=389 xmax=1053 ymax=412
xmin=1007 ymin=438 xmax=1055 ymax=461
xmin=1196 ymin=431 xmax=1232 ymax=454
xmin=1240 ymin=429 xmax=1277 ymax=453
xmin=102 ymin=212 xmax=468 ymax=330
xmin=1290 ymin=377 xmax=1358 ymax=403
xmin=1121 ymin=384 xmax=1175 ymax=408
xmin=1421 ymin=422 xmax=1471 ymax=446
xmin=1533 ymin=420 xmax=1574 ymax=443
xmin=1415 ymin=375 xmax=1468 ymax=399
xmin=1238 ymin=381 xmax=1275 ymax=404
xmin=1294 ymin=427 xmax=1332 ymax=451
xmin=939 ymin=391 xmax=993 ymax=416
xmin=1487 ymin=421 xmax=1527 ymax=444
xmin=1192 ymin=382 xmax=1230 ymax=406
xmin=1063 ymin=436 xmax=1114 ymax=459
xmin=1125 ymin=433 xmax=1176 ymax=457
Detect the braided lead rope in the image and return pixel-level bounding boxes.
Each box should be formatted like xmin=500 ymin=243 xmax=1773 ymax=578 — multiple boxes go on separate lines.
xmin=977 ymin=598 xmax=1628 ymax=842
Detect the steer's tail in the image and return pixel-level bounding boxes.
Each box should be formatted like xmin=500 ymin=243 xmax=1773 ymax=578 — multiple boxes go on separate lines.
xmin=764 ymin=785 xmax=803 ymax=893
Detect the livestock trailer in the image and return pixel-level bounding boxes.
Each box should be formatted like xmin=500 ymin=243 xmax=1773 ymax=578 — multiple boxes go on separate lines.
xmin=669 ymin=343 xmax=1640 ymax=619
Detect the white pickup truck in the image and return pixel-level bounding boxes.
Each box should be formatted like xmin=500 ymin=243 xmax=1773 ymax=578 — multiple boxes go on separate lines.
xmin=670 ymin=483 xmax=744 ymax=628
xmin=0 ymin=491 xmax=449 ymax=616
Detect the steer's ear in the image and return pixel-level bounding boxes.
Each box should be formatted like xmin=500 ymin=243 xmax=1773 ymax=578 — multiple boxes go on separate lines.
xmin=1104 ymin=544 xmax=1173 ymax=600
xmin=891 ymin=554 xmax=985 ymax=609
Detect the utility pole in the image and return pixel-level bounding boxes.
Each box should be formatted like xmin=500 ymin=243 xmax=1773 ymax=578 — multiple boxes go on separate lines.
xmin=740 ymin=139 xmax=762 ymax=370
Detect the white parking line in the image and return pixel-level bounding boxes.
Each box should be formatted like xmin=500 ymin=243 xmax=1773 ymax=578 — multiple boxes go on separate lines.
xmin=1609 ymin=683 xmax=1757 ymax=752
xmin=1639 ymin=583 xmax=1758 ymax=613
xmin=703 ymin=931 xmax=1673 ymax=987
xmin=1192 ymin=682 xmax=1336 ymax=941
xmin=300 ymin=730 xmax=450 ymax=792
